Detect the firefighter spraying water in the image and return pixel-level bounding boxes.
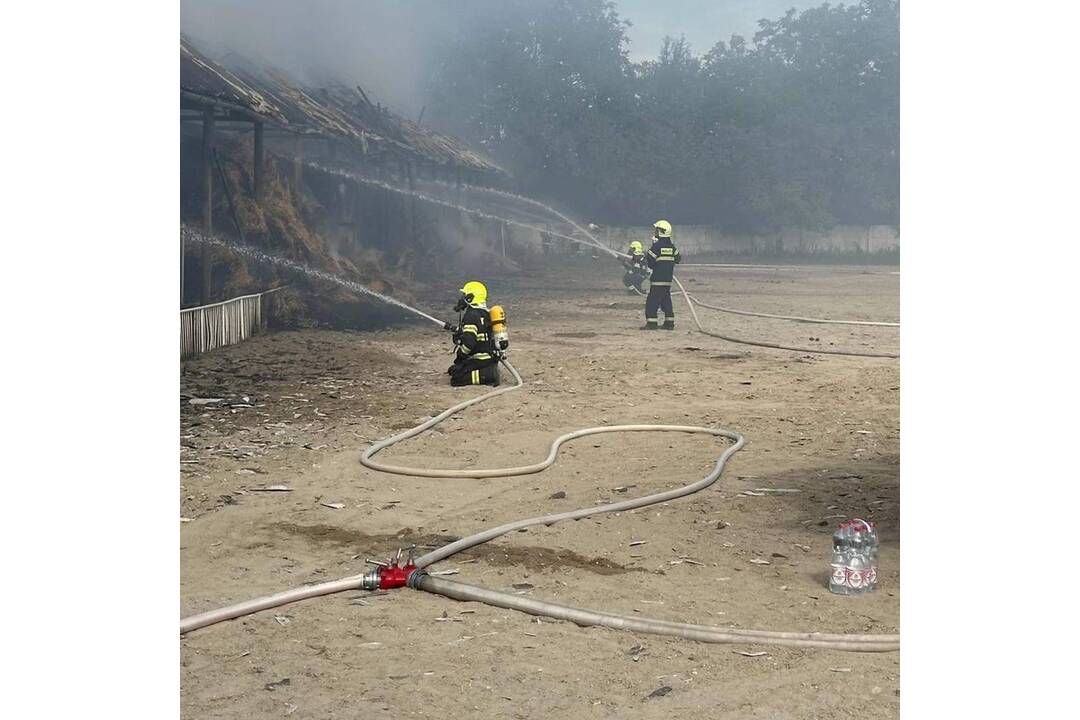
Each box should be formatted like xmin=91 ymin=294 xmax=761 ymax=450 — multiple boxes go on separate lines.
xmin=622 ymin=240 xmax=648 ymax=294
xmin=444 ymin=281 xmax=509 ymax=387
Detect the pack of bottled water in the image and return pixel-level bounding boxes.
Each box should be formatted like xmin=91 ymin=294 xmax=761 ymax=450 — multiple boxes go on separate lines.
xmin=829 ymin=519 xmax=879 ymax=595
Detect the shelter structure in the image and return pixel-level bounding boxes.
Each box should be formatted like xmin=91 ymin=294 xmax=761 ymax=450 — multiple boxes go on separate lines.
xmin=180 ymin=36 xmax=505 ymax=304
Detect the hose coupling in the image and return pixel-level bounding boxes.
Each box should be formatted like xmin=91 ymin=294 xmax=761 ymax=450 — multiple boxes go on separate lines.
xmin=361 ymin=546 xmax=418 ymax=591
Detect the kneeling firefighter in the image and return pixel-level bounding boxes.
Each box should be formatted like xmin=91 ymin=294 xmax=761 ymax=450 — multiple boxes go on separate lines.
xmin=444 ymin=281 xmax=509 ymax=387
xmin=643 ymin=220 xmax=681 ymax=330
xmin=622 ymin=240 xmax=648 ymax=294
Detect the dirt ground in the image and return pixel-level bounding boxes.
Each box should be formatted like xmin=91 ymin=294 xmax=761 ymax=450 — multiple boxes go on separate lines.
xmin=180 ymin=261 xmax=900 ymax=719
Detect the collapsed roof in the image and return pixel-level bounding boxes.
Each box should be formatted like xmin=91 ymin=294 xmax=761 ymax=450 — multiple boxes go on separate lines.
xmin=180 ymin=36 xmax=503 ymax=177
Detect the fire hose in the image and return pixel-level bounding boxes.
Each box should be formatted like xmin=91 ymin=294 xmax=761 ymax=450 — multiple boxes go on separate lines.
xmin=674 ymin=277 xmax=899 ymax=359
xmin=625 ymin=275 xmax=899 ymax=358
xmin=681 ymin=294 xmax=899 ymax=328
xmin=181 ymin=360 xmax=899 ymax=652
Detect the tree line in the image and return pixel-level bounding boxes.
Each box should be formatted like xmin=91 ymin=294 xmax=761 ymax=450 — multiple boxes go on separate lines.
xmin=425 ymin=0 xmax=899 ymax=233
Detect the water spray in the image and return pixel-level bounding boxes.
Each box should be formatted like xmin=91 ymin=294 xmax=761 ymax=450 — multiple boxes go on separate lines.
xmin=306 ymin=161 xmax=623 ymax=260
xmin=181 ymin=225 xmax=447 ymax=329
xmin=420 ymin=175 xmax=612 ymax=252
xmin=187 ymin=158 xmax=897 ymax=356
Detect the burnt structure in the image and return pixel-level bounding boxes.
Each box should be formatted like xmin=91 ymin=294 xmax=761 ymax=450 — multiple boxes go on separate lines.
xmin=180 ymin=36 xmax=505 ymax=305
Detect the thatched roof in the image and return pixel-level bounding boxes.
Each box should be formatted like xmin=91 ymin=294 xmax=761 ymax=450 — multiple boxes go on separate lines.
xmin=181 ymin=37 xmax=287 ymax=124
xmin=180 ymin=37 xmax=503 ymax=176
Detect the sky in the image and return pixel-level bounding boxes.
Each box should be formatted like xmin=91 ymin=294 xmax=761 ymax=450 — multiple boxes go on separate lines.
xmin=616 ymin=0 xmax=823 ymax=60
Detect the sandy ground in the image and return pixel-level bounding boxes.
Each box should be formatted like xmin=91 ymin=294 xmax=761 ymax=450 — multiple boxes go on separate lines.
xmin=180 ymin=262 xmax=900 ymax=719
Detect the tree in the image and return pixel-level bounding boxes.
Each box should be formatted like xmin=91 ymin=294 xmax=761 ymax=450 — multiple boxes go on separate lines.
xmin=426 ymin=0 xmax=900 ymax=231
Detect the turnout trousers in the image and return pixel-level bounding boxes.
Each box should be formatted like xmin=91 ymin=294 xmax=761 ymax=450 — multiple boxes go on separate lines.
xmin=644 ymin=284 xmax=674 ymax=326
xmin=449 ymin=358 xmax=501 ymax=387
xmin=623 ymin=269 xmax=646 ymax=293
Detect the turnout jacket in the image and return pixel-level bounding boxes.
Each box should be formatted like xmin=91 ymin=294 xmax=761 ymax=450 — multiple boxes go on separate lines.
xmin=454 ymin=305 xmax=497 ymax=365
xmin=645 ymin=237 xmax=681 ymax=285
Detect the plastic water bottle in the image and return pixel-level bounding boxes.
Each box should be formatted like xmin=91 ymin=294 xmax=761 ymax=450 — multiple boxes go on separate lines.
xmin=864 ymin=521 xmax=880 ymax=592
xmin=847 ymin=526 xmax=866 ymax=594
xmin=829 ymin=519 xmax=880 ymax=595
xmin=829 ymin=522 xmax=852 ymax=595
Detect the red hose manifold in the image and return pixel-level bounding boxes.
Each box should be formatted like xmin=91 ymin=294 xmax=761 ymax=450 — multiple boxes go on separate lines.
xmin=360 ymin=547 xmax=417 ymax=591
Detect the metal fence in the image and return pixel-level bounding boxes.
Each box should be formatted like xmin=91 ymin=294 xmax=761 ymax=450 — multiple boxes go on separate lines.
xmin=181 ymin=287 xmax=287 ymax=358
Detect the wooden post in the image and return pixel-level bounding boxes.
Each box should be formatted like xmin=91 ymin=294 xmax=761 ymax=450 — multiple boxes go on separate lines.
xmin=200 ymin=107 xmax=215 ymax=305
xmin=253 ymin=120 xmax=265 ymax=201
xmin=352 ymin=180 xmax=362 ymax=247
xmin=406 ymin=161 xmax=418 ymax=244
xmin=376 ymin=159 xmax=387 ymax=239
xmin=292 ymin=133 xmax=303 ymax=194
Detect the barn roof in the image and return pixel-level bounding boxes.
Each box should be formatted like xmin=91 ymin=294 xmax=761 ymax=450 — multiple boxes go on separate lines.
xmin=180 ymin=37 xmax=503 ymax=175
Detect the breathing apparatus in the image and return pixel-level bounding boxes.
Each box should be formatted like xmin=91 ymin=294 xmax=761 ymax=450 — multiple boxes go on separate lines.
xmin=489 ymin=304 xmax=510 ymax=353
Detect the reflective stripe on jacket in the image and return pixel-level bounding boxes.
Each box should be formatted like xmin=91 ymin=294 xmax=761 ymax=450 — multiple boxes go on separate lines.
xmin=456 ymin=306 xmax=495 ymax=363
xmin=646 ymin=238 xmax=681 ymax=285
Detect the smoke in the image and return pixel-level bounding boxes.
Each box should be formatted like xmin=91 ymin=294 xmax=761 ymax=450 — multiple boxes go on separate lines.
xmin=181 ymin=1 xmax=829 ymax=115
xmin=180 ymin=0 xmax=457 ymax=116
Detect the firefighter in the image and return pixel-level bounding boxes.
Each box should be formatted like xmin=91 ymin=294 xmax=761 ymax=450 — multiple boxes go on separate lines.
xmin=642 ymin=220 xmax=681 ymax=330
xmin=622 ymin=240 xmax=648 ymax=294
xmin=446 ymin=281 xmax=501 ymax=386
xmin=541 ymin=228 xmax=555 ymax=257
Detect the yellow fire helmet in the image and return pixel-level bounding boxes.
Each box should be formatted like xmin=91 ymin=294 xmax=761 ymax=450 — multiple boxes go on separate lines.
xmin=629 ymin=240 xmax=644 ymax=254
xmin=460 ymin=280 xmax=488 ymax=306
xmin=653 ymin=220 xmax=673 ymax=238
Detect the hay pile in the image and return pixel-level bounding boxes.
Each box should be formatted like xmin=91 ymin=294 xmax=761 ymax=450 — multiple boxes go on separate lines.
xmin=181 ymin=135 xmax=418 ymax=327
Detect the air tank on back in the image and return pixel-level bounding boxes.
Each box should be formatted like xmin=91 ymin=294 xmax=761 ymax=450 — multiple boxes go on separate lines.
xmin=489 ymin=305 xmax=510 ymax=352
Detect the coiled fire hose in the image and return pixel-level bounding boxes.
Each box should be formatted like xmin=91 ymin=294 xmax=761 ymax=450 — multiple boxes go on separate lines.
xmin=181 ymin=360 xmax=899 ymax=652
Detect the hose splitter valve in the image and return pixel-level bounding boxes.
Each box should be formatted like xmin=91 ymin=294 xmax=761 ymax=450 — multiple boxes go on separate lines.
xmin=360 ymin=546 xmax=419 ymax=591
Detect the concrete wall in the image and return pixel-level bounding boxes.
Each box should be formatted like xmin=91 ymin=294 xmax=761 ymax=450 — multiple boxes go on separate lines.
xmin=596 ymin=224 xmax=900 ymax=256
